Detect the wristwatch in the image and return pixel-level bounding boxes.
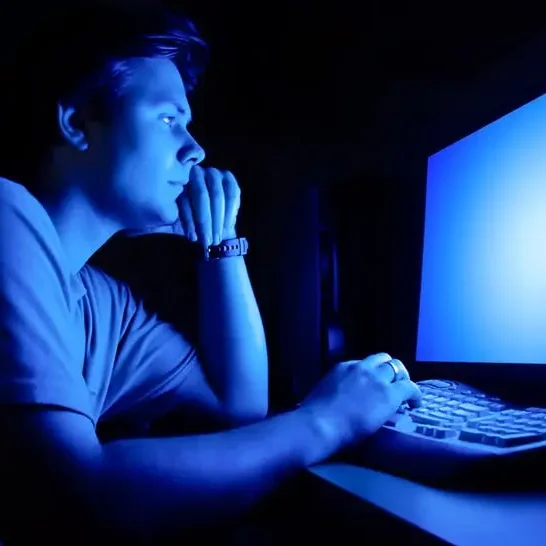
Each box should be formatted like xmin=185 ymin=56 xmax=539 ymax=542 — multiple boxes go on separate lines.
xmin=204 ymin=237 xmax=249 ymax=261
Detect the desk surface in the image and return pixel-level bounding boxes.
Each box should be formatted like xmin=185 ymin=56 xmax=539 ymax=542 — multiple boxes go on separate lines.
xmin=309 ymin=463 xmax=546 ymax=546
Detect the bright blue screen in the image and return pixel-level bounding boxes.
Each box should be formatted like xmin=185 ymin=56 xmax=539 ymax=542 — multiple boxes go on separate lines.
xmin=416 ymin=92 xmax=546 ymax=364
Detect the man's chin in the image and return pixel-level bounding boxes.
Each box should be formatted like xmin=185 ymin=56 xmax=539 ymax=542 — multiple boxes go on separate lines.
xmin=121 ymin=206 xmax=181 ymax=236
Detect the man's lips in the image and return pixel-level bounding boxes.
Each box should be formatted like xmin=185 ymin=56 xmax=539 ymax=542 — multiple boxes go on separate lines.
xmin=168 ymin=180 xmax=189 ymax=188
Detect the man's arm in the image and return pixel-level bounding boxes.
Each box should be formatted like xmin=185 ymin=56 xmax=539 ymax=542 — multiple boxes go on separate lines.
xmin=0 ymin=406 xmax=331 ymax=543
xmin=88 ymin=230 xmax=267 ymax=429
xmin=176 ymin=167 xmax=268 ymax=423
xmin=197 ymin=251 xmax=268 ymax=422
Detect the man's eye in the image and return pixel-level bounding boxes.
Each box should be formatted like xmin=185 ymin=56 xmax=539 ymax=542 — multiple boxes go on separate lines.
xmin=161 ymin=115 xmax=176 ymax=126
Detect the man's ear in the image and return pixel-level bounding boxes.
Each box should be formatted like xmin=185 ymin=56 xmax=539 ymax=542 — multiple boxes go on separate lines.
xmin=56 ymin=102 xmax=89 ymax=151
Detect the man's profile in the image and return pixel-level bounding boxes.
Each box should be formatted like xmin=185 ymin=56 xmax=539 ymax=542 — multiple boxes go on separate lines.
xmin=0 ymin=3 xmax=421 ymax=543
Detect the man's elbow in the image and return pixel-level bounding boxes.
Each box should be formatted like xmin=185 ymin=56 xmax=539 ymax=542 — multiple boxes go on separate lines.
xmin=221 ymin=379 xmax=269 ymax=427
xmin=224 ymin=403 xmax=269 ymax=427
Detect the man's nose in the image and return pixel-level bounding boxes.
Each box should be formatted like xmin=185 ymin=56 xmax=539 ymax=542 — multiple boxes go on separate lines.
xmin=178 ymin=135 xmax=205 ymax=166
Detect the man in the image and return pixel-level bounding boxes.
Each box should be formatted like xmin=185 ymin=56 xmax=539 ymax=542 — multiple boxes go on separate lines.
xmin=0 ymin=4 xmax=422 ymax=543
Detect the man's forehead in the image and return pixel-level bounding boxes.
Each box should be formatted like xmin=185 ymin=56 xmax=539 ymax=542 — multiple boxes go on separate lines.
xmin=127 ymin=58 xmax=189 ymax=106
xmin=149 ymin=91 xmax=190 ymax=110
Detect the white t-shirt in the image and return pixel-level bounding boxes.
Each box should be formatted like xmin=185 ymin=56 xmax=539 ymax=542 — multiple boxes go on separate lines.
xmin=0 ymin=177 xmax=198 ymax=428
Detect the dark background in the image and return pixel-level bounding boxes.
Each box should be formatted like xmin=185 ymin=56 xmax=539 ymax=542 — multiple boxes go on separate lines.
xmin=3 ymin=0 xmax=546 ymax=409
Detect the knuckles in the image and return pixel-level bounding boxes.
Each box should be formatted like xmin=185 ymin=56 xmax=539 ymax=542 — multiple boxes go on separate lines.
xmin=190 ymin=167 xmax=241 ymax=199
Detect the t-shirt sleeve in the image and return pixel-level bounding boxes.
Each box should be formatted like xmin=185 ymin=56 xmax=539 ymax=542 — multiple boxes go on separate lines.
xmin=0 ymin=180 xmax=94 ymax=421
xmin=93 ymin=267 xmax=199 ymax=424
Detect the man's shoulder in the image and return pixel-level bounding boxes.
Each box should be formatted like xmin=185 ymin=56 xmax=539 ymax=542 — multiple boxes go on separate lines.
xmin=0 ymin=177 xmax=76 ymax=303
xmin=80 ymin=263 xmax=126 ymax=294
xmin=80 ymin=264 xmax=136 ymax=315
xmin=0 ymin=176 xmax=43 ymax=212
xmin=0 ymin=177 xmax=58 ymax=243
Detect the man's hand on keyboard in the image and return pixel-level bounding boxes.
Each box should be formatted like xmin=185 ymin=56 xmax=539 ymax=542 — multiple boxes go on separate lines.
xmin=298 ymin=353 xmax=423 ymax=452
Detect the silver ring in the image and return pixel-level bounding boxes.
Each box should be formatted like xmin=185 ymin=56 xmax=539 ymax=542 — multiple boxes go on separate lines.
xmin=386 ymin=360 xmax=402 ymax=383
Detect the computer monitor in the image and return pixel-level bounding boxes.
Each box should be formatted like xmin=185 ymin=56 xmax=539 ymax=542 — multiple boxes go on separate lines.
xmin=414 ymin=89 xmax=546 ymax=406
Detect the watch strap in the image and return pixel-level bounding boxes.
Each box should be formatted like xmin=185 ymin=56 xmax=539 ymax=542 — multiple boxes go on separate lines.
xmin=204 ymin=237 xmax=249 ymax=261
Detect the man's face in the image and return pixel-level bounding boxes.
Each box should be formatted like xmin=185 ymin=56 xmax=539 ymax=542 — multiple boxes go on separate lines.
xmin=81 ymin=57 xmax=205 ymax=229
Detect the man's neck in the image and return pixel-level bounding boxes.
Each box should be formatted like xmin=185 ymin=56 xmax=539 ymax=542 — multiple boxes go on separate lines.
xmin=39 ymin=189 xmax=121 ymax=274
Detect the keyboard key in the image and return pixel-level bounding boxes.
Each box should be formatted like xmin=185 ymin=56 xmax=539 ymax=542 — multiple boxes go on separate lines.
xmin=459 ymin=429 xmax=484 ymax=443
xmin=420 ymin=379 xmax=455 ymax=389
xmin=384 ymin=413 xmax=416 ymax=432
xmin=480 ymin=426 xmax=506 ymax=435
xmin=503 ymin=409 xmax=528 ymax=417
xmin=461 ymin=421 xmax=480 ymax=429
xmin=451 ymin=409 xmax=475 ymax=420
xmin=476 ymin=426 xmax=496 ymax=434
xmin=522 ymin=426 xmax=545 ymax=434
xmin=458 ymin=403 xmax=490 ymax=416
xmin=526 ymin=407 xmax=546 ymax=414
xmin=487 ymin=403 xmax=506 ymax=412
xmin=433 ymin=413 xmax=465 ymax=425
xmin=411 ymin=413 xmax=444 ymax=426
xmin=484 ymin=432 xmax=546 ymax=448
xmin=497 ymin=425 xmax=527 ymax=434
xmin=526 ymin=420 xmax=546 ymax=429
xmin=415 ymin=425 xmax=458 ymax=439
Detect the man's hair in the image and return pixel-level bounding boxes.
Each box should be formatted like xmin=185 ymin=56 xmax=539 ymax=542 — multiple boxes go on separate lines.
xmin=0 ymin=3 xmax=208 ymax=189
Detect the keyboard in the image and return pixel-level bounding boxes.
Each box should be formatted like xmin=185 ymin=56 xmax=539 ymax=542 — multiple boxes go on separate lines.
xmin=389 ymin=379 xmax=546 ymax=450
xmin=343 ymin=379 xmax=546 ymax=490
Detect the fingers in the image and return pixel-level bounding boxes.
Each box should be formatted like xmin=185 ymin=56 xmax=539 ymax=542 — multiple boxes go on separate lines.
xmin=188 ymin=166 xmax=212 ymax=247
xmin=355 ymin=353 xmax=410 ymax=385
xmin=350 ymin=354 xmax=411 ymax=386
xmin=341 ymin=353 xmax=393 ymax=376
xmin=392 ymin=380 xmax=423 ymax=409
xmin=388 ymin=358 xmax=410 ymax=381
xmin=222 ymin=170 xmax=241 ymax=238
xmin=204 ymin=167 xmax=225 ymax=246
xmin=184 ymin=167 xmax=240 ymax=247
xmin=396 ymin=360 xmax=410 ymax=381
xmin=375 ymin=359 xmax=410 ymax=384
xmin=178 ymin=194 xmax=197 ymax=241
xmin=374 ymin=362 xmax=398 ymax=384
xmin=360 ymin=353 xmax=393 ymax=369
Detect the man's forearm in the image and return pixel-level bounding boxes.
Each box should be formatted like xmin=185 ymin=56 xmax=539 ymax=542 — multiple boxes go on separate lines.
xmin=198 ymin=253 xmax=268 ymax=420
xmin=92 ymin=408 xmax=332 ymax=541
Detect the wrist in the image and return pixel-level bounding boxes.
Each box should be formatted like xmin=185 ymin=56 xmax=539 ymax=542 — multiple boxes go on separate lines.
xmin=222 ymin=228 xmax=237 ymax=241
xmin=290 ymin=406 xmax=342 ymax=466
xmin=201 ymin=235 xmax=247 ymax=263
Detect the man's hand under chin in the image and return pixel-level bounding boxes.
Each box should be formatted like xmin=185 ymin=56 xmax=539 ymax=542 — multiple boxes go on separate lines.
xmin=178 ymin=166 xmax=241 ymax=246
xmin=122 ymin=166 xmax=241 ymax=245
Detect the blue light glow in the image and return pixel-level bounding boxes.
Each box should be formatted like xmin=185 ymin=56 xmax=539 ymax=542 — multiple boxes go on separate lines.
xmin=416 ymin=93 xmax=546 ymax=364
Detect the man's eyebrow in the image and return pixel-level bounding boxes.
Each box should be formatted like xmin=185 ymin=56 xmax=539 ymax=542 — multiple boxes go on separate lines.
xmin=155 ymin=100 xmax=192 ymax=122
